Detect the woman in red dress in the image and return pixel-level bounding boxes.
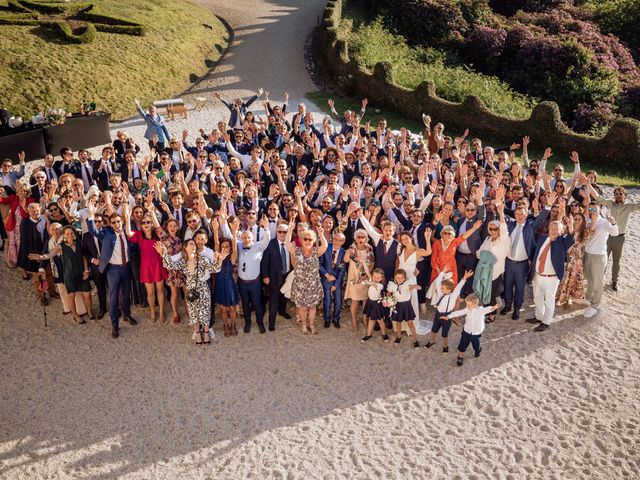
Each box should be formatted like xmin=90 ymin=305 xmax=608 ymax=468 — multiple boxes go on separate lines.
xmin=124 ymin=203 xmax=168 ymax=323
xmin=430 ymin=220 xmax=482 ymax=285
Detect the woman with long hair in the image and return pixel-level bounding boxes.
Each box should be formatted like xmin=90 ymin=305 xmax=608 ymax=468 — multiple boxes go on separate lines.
xmin=285 ymin=224 xmax=327 ymax=335
xmin=557 ymin=212 xmax=591 ymax=306
xmin=397 ymin=230 xmax=432 ymax=324
xmin=161 ymin=218 xmax=188 ymax=324
xmin=0 ymin=181 xmax=34 ymax=274
xmin=124 ymin=204 xmax=168 ymax=322
xmin=212 ymin=217 xmax=240 ymax=336
xmin=59 ymin=226 xmax=94 ymax=323
xmin=155 ymin=239 xmax=227 ymax=345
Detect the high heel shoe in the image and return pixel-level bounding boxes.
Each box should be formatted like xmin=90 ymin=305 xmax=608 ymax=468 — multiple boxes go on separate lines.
xmin=203 ymin=330 xmax=211 ymax=345
xmin=194 ymin=326 xmax=203 ymax=346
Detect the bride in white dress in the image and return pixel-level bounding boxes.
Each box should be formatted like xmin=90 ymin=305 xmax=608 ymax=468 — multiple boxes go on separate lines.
xmin=397 ymin=230 xmax=432 ymax=335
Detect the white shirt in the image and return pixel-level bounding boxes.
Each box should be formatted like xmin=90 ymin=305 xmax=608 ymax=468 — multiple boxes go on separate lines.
xmin=477 ymin=222 xmax=510 ymax=280
xmin=508 ymin=223 xmax=528 ymax=262
xmin=367 ymin=282 xmax=383 ymax=301
xmin=109 ymin=231 xmax=128 ymax=265
xmin=585 ymin=216 xmax=618 ymax=256
xmin=359 ymin=214 xmax=401 ymax=254
xmin=447 ymin=306 xmax=497 ymax=335
xmin=536 ymin=237 xmax=555 ymax=276
xmin=237 ymin=231 xmax=271 ymax=281
xmin=387 ymin=281 xmax=412 ymax=302
xmin=457 ymin=218 xmax=474 ymax=254
xmin=431 ymin=272 xmax=465 ymax=312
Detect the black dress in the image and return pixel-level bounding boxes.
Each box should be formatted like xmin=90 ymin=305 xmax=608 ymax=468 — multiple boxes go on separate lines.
xmin=61 ymin=239 xmax=91 ymax=294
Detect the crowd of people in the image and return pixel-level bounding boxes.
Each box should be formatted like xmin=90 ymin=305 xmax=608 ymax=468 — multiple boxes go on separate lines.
xmin=1 ymin=90 xmax=638 ymax=364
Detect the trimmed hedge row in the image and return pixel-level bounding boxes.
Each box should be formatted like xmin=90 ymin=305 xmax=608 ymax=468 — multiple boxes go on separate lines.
xmin=318 ymin=0 xmax=640 ymax=169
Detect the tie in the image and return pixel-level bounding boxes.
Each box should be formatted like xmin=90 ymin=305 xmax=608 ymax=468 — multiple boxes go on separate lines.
xmin=84 ymin=165 xmax=92 ymax=187
xmin=352 ymin=220 xmax=357 ymax=231
xmin=280 ymin=242 xmax=287 ymax=273
xmin=510 ymin=224 xmax=522 ymax=259
xmin=537 ymin=240 xmax=551 ymax=274
xmin=119 ymin=233 xmax=127 ymax=264
xmin=333 ymin=250 xmax=338 ymax=267
xmin=382 ymin=241 xmax=387 ymax=255
xmin=46 ymin=167 xmax=53 ymax=180
xmin=256 ymin=227 xmax=260 ymax=241
xmin=94 ymin=237 xmax=101 ymax=257
xmin=176 ymin=209 xmax=181 ymax=227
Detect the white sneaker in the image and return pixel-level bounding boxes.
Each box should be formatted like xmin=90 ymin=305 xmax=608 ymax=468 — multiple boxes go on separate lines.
xmin=584 ymin=307 xmax=599 ymax=318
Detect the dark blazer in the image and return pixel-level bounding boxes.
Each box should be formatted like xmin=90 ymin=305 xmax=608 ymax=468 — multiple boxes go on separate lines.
xmin=505 ymin=207 xmax=550 ymax=260
xmin=81 ymin=231 xmax=102 ymax=265
xmin=179 ymin=217 xmax=211 ymax=242
xmin=86 ymin=219 xmax=130 ymax=273
xmin=319 ymin=244 xmax=347 ymax=288
xmin=30 ymin=185 xmax=45 ymax=203
xmin=528 ymin=233 xmax=575 ymax=282
xmin=17 ymin=217 xmax=49 ymax=272
xmin=343 ymin=217 xmax=365 ymax=248
xmin=260 ymin=238 xmax=290 ymax=286
xmin=220 ymin=94 xmax=258 ymax=127
xmin=455 ymin=204 xmax=486 ymax=252
xmin=53 ymin=160 xmax=81 ymax=178
xmin=160 ymin=206 xmax=190 ymax=229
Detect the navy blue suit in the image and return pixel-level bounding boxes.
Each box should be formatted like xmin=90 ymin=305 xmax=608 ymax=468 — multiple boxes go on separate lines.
xmin=319 ymin=244 xmax=347 ymax=326
xmin=87 ymin=219 xmax=132 ymax=328
xmin=454 ymin=205 xmax=486 ymax=296
xmin=503 ymin=208 xmax=550 ymax=310
xmin=260 ymin=238 xmax=291 ymax=329
xmin=528 ymin=233 xmax=575 ymax=282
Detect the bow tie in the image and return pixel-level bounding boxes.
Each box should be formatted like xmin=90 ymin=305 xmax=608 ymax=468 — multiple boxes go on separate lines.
xmin=242 ymin=246 xmax=251 ymax=251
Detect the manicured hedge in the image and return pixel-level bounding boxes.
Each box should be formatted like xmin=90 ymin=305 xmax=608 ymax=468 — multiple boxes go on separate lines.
xmin=317 ymin=0 xmax=640 ymax=169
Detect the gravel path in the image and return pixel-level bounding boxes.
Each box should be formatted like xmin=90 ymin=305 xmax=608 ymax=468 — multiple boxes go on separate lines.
xmin=110 ymin=0 xmax=328 ymax=143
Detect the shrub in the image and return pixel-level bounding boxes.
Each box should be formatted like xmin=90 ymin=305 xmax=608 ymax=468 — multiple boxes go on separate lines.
xmin=489 ymin=0 xmax=570 ymax=16
xmin=586 ymin=0 xmax=640 ymax=57
xmin=349 ymin=18 xmax=536 ymax=119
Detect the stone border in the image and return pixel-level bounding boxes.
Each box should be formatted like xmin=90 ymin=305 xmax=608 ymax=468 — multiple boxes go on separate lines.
xmin=318 ymin=0 xmax=640 ymax=168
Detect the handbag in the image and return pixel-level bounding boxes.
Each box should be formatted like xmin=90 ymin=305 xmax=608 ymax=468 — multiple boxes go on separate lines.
xmin=186 ymin=255 xmax=200 ymax=302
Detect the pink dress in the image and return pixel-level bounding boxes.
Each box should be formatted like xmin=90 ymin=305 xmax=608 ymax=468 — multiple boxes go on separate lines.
xmin=128 ymin=229 xmax=168 ymax=283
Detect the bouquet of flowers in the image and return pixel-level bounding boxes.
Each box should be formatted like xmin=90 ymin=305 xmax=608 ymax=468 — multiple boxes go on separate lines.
xmin=45 ymin=108 xmax=66 ymax=126
xmin=379 ymin=290 xmax=397 ymax=314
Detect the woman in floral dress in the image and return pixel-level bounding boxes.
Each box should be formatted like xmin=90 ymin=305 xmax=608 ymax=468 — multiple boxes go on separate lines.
xmin=155 ymin=239 xmax=226 ymax=346
xmin=286 ymin=225 xmax=328 ymax=335
xmin=1 ymin=182 xmax=34 ymax=273
xmin=557 ymin=212 xmax=590 ymax=306
xmin=161 ymin=218 xmax=187 ymax=324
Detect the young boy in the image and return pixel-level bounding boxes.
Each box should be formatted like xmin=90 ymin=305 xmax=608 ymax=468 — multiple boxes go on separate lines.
xmin=425 ymin=268 xmax=473 ymax=354
xmin=440 ymin=293 xmax=500 ymax=366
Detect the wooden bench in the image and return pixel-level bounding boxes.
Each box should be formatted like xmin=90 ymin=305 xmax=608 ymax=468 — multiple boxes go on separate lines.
xmin=152 ymin=98 xmax=186 ymax=119
xmin=166 ymin=105 xmax=188 ymax=120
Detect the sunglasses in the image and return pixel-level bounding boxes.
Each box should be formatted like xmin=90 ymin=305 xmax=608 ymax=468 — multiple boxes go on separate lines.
xmin=302 ymin=238 xmax=314 ymax=242
xmin=141 ymin=221 xmax=152 ymax=225
xmin=277 ymin=230 xmax=287 ymax=234
xmin=488 ymin=227 xmax=499 ymax=231
xmin=441 ymin=232 xmax=453 ymax=236
xmin=187 ymin=220 xmax=198 ymax=224
xmin=465 ymin=208 xmax=476 ymax=212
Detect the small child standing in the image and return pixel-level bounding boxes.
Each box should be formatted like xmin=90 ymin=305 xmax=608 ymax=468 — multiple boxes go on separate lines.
xmin=388 ymin=269 xmax=422 ymax=348
xmin=440 ymin=293 xmax=500 ymax=366
xmin=361 ymin=268 xmax=389 ymax=343
xmin=425 ymin=269 xmax=473 ymax=354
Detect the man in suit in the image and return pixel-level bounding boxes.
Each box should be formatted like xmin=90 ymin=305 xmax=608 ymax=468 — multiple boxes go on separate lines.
xmin=53 ymin=147 xmax=80 ymax=178
xmin=455 ymin=195 xmax=486 ymax=297
xmin=160 ymin=191 xmax=190 ymax=229
xmin=30 ymin=170 xmax=47 ymax=203
xmin=82 ymin=213 xmax=107 ymax=319
xmin=213 ymin=89 xmax=263 ymax=130
xmin=501 ymin=201 xmax=552 ymax=320
xmin=406 ymin=209 xmax=433 ymax=310
xmin=319 ymin=232 xmax=347 ymax=328
xmin=1 ymin=152 xmax=26 ymax=192
xmin=342 ymin=202 xmax=365 ymax=248
xmin=260 ymin=223 xmax=292 ymax=331
xmin=86 ymin=203 xmax=138 ymax=338
xmin=17 ymin=203 xmax=56 ymax=305
xmin=527 ymin=218 xmax=574 ymax=331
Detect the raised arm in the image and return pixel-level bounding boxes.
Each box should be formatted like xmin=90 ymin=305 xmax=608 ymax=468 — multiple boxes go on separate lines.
xmin=357 ymin=211 xmax=381 ymax=244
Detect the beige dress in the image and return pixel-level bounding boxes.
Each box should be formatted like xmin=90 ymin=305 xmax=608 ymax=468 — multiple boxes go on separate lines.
xmin=344 ymin=245 xmax=374 ymax=301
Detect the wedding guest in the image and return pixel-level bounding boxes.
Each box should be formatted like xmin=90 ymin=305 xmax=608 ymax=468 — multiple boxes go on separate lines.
xmin=261 ymin=223 xmax=293 ymax=331
xmin=212 ymin=218 xmax=241 ymax=336
xmin=285 ymin=224 xmax=328 ymax=335
xmin=319 ymin=231 xmax=347 ymax=329
xmin=82 ymin=212 xmax=107 ymax=319
xmin=360 ymin=268 xmax=389 ymax=342
xmin=583 ymin=201 xmax=618 ymax=318
xmin=59 ymin=226 xmax=94 ymax=323
xmin=557 ymin=212 xmax=590 ymax=306
xmin=344 ymin=229 xmax=374 ymax=330
xmin=134 ymin=98 xmax=171 ymax=151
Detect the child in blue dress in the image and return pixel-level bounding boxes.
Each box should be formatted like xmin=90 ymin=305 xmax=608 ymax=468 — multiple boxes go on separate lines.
xmin=361 ymin=268 xmax=389 ymax=343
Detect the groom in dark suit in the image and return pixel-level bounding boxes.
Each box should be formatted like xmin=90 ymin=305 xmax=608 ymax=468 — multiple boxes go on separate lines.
xmin=82 ymin=213 xmax=107 ymax=319
xmin=260 ymin=223 xmax=292 ymax=331
xmin=320 ymin=232 xmax=347 ymax=328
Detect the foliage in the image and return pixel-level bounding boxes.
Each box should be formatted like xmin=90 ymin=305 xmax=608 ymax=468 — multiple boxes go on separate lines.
xmin=585 ymin=0 xmax=640 ymax=57
xmin=370 ymin=0 xmax=640 ymax=133
xmin=347 ymin=18 xmax=536 ymax=119
xmin=0 ymin=0 xmax=227 ymax=119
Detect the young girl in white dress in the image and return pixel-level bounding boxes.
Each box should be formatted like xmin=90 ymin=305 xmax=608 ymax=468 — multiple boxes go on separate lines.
xmin=361 ymin=268 xmax=389 ymax=343
xmin=387 ymin=269 xmax=422 ymax=348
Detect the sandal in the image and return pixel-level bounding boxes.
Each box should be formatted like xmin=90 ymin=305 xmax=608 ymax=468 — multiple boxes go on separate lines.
xmin=194 ymin=326 xmax=203 ymax=346
xmin=224 ymin=324 xmax=230 ymax=337
xmin=485 ymin=315 xmax=496 ymax=324
xmin=231 ymin=324 xmax=237 ymax=336
xmin=73 ymin=315 xmax=85 ymax=325
xmin=203 ymin=329 xmax=211 ymax=345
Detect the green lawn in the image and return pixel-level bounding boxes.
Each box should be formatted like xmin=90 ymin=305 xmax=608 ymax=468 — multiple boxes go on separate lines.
xmin=306 ymin=91 xmax=640 ymax=187
xmin=0 ymin=0 xmax=227 ymax=120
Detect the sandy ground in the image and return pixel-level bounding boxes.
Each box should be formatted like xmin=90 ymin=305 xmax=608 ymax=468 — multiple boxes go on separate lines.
xmin=2 ymin=0 xmax=640 ymax=477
